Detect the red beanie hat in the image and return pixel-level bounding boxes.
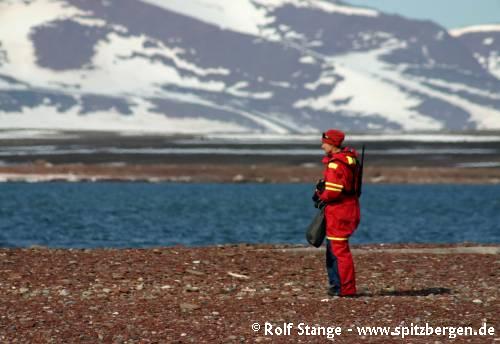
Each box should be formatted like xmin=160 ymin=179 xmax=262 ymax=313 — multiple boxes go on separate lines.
xmin=322 ymin=129 xmax=345 ymax=147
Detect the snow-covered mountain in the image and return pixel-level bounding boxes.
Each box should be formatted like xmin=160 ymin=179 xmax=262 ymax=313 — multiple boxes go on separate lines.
xmin=0 ymin=0 xmax=499 ymax=135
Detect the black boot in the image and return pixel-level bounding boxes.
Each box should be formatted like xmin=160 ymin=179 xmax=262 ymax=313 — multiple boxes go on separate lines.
xmin=327 ymin=286 xmax=340 ymax=297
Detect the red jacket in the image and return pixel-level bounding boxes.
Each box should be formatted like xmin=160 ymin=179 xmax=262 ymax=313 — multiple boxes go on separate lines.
xmin=318 ymin=147 xmax=361 ymax=239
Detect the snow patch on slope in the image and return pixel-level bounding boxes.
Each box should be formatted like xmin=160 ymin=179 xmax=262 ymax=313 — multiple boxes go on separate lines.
xmin=86 ymin=33 xmax=227 ymax=94
xmin=295 ymin=40 xmax=441 ymax=130
xmin=420 ymin=77 xmax=500 ymax=100
xmin=0 ymin=0 xmax=87 ymax=78
xmin=258 ymin=0 xmax=378 ymax=17
xmin=0 ymin=100 xmax=247 ymax=134
xmin=473 ymin=51 xmax=500 ymax=80
xmin=487 ymin=55 xmax=500 ymax=79
xmin=140 ymin=0 xmax=377 ymax=37
xmin=226 ymin=82 xmax=273 ymax=99
xmin=140 ymin=0 xmax=271 ymax=36
xmin=449 ymin=24 xmax=500 ymax=37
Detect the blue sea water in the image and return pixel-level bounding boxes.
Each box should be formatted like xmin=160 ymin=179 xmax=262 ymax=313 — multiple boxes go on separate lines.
xmin=0 ymin=183 xmax=498 ymax=248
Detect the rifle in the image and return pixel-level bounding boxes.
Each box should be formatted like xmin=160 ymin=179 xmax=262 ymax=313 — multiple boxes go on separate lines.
xmin=357 ymin=144 xmax=365 ymax=198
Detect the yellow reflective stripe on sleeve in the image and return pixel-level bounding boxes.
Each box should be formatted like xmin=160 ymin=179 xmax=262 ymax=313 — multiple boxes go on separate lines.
xmin=325 ymin=187 xmax=342 ymax=192
xmin=326 ymin=236 xmax=349 ymax=241
xmin=346 ymin=156 xmax=356 ymax=165
xmin=325 ymin=182 xmax=343 ymax=189
xmin=328 ymin=162 xmax=338 ymax=169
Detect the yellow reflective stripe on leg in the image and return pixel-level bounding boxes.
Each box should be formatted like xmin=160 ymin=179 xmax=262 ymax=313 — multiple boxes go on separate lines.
xmin=326 ymin=236 xmax=349 ymax=241
xmin=325 ymin=187 xmax=342 ymax=192
xmin=325 ymin=182 xmax=343 ymax=189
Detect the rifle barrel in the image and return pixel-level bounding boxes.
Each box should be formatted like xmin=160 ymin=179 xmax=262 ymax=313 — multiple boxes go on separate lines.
xmin=358 ymin=144 xmax=365 ymax=197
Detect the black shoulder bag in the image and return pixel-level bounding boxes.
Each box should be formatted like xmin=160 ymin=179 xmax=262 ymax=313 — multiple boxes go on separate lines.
xmin=305 ymin=204 xmax=326 ymax=248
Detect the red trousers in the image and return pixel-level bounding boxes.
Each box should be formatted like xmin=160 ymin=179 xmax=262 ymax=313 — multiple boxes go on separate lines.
xmin=326 ymin=238 xmax=356 ymax=296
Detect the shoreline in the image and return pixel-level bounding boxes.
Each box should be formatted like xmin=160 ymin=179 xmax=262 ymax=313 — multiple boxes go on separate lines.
xmin=1 ymin=243 xmax=498 ymax=343
xmin=1 ymin=163 xmax=500 ymax=184
xmin=2 ymin=132 xmax=500 ymax=184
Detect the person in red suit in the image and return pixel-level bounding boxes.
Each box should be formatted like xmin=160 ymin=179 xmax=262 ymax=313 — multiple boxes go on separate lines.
xmin=313 ymin=129 xmax=361 ymax=297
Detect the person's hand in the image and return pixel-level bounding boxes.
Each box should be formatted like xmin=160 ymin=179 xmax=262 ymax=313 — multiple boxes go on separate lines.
xmin=312 ymin=192 xmax=325 ymax=208
xmin=314 ymin=200 xmax=326 ymax=209
xmin=312 ymin=192 xmax=320 ymax=203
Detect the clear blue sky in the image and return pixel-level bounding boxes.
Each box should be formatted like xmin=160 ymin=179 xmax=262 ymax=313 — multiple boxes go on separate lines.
xmin=344 ymin=0 xmax=500 ymax=29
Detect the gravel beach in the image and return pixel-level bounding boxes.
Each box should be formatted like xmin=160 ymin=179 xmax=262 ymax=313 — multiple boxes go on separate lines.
xmin=1 ymin=244 xmax=498 ymax=343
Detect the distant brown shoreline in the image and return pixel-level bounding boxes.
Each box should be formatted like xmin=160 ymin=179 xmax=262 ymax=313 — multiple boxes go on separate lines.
xmin=1 ymin=163 xmax=499 ymax=184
